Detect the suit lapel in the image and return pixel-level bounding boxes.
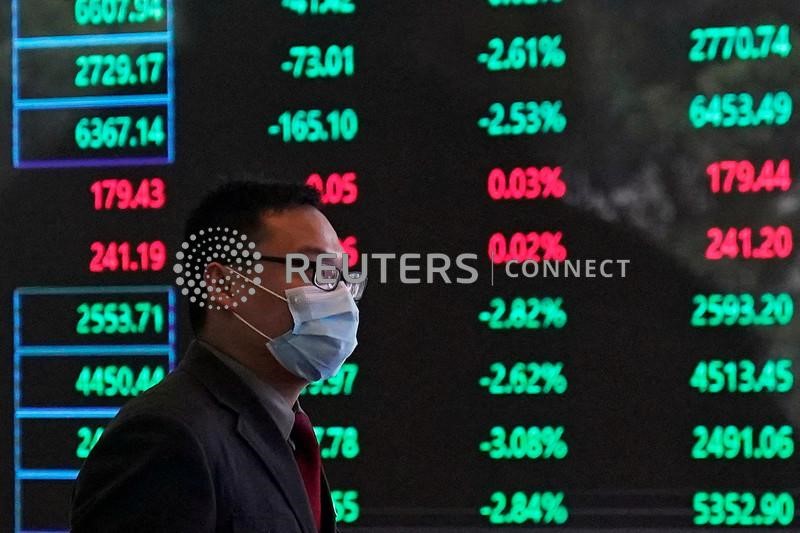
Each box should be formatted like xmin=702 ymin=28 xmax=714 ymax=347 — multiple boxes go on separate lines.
xmin=236 ymin=403 xmax=317 ymax=532
xmin=180 ymin=342 xmax=316 ymax=533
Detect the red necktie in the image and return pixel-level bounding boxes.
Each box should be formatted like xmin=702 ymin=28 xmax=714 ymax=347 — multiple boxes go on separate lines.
xmin=291 ymin=410 xmax=322 ymax=531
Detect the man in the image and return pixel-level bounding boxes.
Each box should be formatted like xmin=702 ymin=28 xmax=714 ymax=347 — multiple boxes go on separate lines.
xmin=71 ymin=181 xmax=363 ymax=532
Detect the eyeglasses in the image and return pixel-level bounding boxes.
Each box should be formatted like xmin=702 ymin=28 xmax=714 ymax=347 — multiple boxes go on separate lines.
xmin=257 ymin=255 xmax=366 ymax=302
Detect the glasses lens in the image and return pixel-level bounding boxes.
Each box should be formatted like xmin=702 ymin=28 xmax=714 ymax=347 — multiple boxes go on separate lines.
xmin=314 ymin=280 xmax=337 ymax=291
xmin=343 ymin=271 xmax=366 ymax=301
xmin=313 ymin=265 xmax=340 ymax=291
xmin=317 ymin=269 xmax=338 ymax=281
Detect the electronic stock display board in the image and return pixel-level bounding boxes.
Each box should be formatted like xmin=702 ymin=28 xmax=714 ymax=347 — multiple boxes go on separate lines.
xmin=1 ymin=1 xmax=799 ymax=531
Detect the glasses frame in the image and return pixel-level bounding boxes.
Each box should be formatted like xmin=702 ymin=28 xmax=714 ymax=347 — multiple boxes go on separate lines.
xmin=256 ymin=255 xmax=366 ymax=301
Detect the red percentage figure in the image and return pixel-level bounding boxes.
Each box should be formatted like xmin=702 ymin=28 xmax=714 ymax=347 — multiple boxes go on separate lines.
xmin=306 ymin=172 xmax=358 ymax=204
xmin=488 ymin=232 xmax=568 ymax=264
xmin=340 ymin=236 xmax=359 ymax=267
xmin=487 ymin=166 xmax=566 ymax=200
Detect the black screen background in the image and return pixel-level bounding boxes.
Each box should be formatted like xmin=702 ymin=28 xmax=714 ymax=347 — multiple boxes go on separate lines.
xmin=1 ymin=1 xmax=799 ymax=530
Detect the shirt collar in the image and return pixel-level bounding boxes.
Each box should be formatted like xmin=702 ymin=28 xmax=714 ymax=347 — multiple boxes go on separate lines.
xmin=196 ymin=339 xmax=297 ymax=442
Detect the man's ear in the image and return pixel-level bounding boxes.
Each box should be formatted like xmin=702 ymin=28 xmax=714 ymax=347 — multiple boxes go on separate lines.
xmin=205 ymin=262 xmax=238 ymax=310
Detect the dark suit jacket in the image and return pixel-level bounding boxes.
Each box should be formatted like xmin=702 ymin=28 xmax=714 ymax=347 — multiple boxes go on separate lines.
xmin=70 ymin=342 xmax=339 ymax=533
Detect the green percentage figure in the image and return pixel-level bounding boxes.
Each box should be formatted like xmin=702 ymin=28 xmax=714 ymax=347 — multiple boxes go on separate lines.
xmin=478 ymin=297 xmax=567 ymax=330
xmin=479 ymin=425 xmax=568 ymax=460
xmin=478 ymin=101 xmax=567 ymax=136
xmin=478 ymin=35 xmax=566 ymax=71
xmin=479 ymin=361 xmax=568 ymax=395
xmin=480 ymin=491 xmax=569 ymax=524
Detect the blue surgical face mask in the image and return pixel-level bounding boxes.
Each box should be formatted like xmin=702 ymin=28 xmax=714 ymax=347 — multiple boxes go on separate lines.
xmin=228 ymin=270 xmax=359 ymax=382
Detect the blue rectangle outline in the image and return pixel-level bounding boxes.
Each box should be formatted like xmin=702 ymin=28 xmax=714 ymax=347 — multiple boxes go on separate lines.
xmin=15 ymin=285 xmax=173 ymax=295
xmin=14 ymin=156 xmax=169 ymax=168
xmin=18 ymin=345 xmax=171 ymax=356
xmin=15 ymin=287 xmax=175 ymax=350
xmin=16 ymin=32 xmax=168 ymax=49
xmin=16 ymin=95 xmax=169 ymax=110
xmin=18 ymin=469 xmax=80 ymax=480
xmin=15 ymin=100 xmax=170 ymax=163
xmin=14 ymin=289 xmax=22 ymax=531
xmin=9 ymin=0 xmax=175 ymax=521
xmin=11 ymin=0 xmax=20 ymax=167
xmin=166 ymin=0 xmax=175 ymax=164
xmin=14 ymin=285 xmax=177 ymax=531
xmin=12 ymin=0 xmax=175 ymax=168
xmin=17 ymin=408 xmax=120 ymax=419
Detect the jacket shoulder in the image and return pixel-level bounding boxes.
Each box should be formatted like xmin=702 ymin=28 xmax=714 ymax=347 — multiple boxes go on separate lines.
xmin=110 ymin=367 xmax=232 ymax=437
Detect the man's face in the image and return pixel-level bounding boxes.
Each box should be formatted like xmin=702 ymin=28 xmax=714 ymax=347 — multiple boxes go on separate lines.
xmin=210 ymin=205 xmax=343 ymax=343
xmin=250 ymin=206 xmax=344 ymax=337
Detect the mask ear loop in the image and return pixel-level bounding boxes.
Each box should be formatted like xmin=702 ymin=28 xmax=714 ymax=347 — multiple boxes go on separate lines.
xmin=230 ymin=310 xmax=274 ymax=341
xmin=224 ymin=266 xmax=288 ymax=302
xmin=222 ymin=266 xmax=289 ymax=342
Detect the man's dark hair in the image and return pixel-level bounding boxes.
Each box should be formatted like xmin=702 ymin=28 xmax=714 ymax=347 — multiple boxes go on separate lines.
xmin=183 ymin=180 xmax=320 ymax=333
